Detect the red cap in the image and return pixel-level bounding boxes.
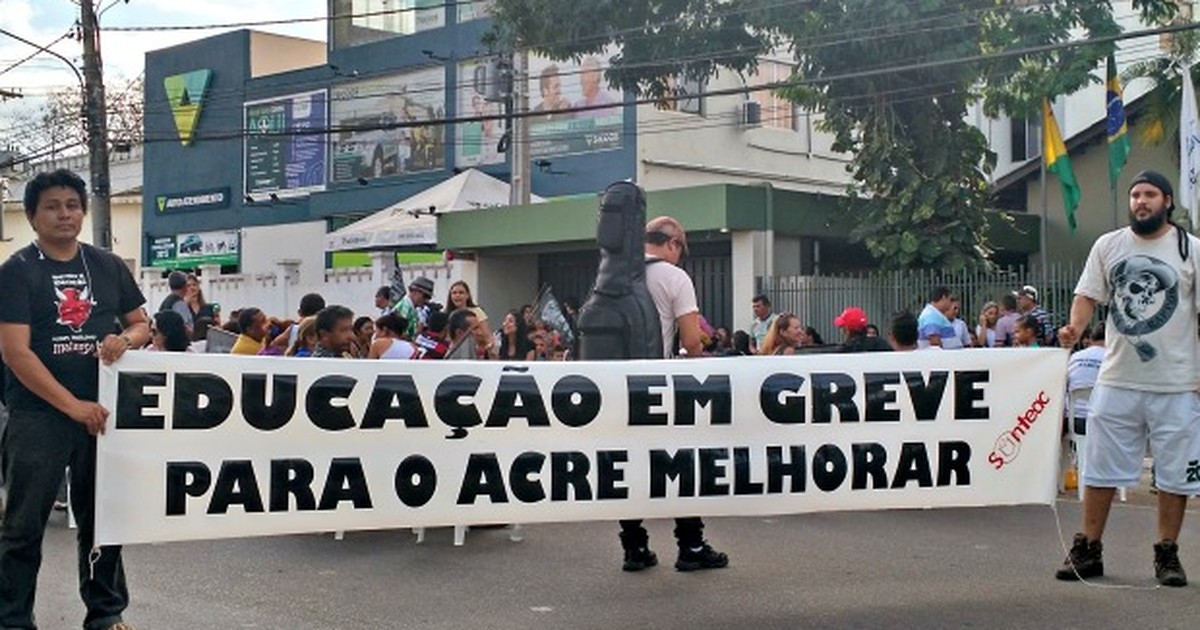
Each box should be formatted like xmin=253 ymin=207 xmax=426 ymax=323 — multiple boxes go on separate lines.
xmin=834 ymin=307 xmax=868 ymax=331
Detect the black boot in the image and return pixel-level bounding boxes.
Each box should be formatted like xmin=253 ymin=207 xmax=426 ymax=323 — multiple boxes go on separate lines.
xmin=620 ymin=526 xmax=657 ymax=572
xmin=1154 ymin=539 xmax=1187 ymax=587
xmin=1055 ymin=533 xmax=1103 ymax=581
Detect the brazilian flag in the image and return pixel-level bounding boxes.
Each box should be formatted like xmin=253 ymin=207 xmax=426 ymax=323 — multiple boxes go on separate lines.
xmin=1106 ymin=54 xmax=1131 ymax=188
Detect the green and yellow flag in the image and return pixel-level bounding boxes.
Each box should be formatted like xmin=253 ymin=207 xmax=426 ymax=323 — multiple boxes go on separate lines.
xmin=1043 ymin=99 xmax=1080 ymax=234
xmin=1106 ymin=54 xmax=1131 ymax=188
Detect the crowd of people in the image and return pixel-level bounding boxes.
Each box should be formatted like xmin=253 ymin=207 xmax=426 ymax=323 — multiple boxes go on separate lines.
xmin=741 ymin=282 xmax=1058 ymax=358
xmin=145 ymin=272 xmax=576 ymax=365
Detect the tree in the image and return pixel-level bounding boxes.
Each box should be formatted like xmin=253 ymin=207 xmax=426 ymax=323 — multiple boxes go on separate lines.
xmin=3 ymin=74 xmax=143 ymax=161
xmin=1120 ymin=7 xmax=1200 ymax=149
xmin=487 ymin=0 xmax=1184 ymax=270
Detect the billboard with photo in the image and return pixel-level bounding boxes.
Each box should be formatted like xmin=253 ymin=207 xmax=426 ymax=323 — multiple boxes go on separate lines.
xmin=330 ymin=67 xmax=446 ymax=182
xmin=150 ymin=230 xmax=240 ymax=269
xmin=455 ymin=59 xmax=506 ymax=168
xmin=244 ymin=90 xmax=328 ymax=196
xmin=527 ymin=52 xmax=624 ymax=157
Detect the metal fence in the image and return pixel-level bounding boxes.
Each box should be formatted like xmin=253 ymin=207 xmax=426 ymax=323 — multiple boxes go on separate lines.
xmin=756 ymin=263 xmax=1084 ymax=341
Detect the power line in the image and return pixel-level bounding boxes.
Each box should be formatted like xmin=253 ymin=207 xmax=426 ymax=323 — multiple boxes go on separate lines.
xmin=0 ymin=29 xmax=76 ymax=79
xmin=103 ymin=0 xmax=487 ymax=32
xmin=38 ymin=12 xmax=1049 ymax=119
xmin=0 ymin=138 xmax=88 ymax=169
xmin=124 ymin=19 xmax=1200 ymax=147
xmin=5 ymin=9 xmax=1182 ymax=165
xmin=0 ymin=0 xmax=1043 ymax=118
xmin=87 ymin=0 xmax=1006 ymax=111
xmin=4 ymin=36 xmax=1172 ymax=159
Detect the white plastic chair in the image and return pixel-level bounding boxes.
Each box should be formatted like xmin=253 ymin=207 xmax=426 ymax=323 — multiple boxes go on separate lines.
xmin=412 ymin=524 xmax=524 ymax=546
xmin=1066 ymin=386 xmax=1126 ymax=502
xmin=413 ymin=525 xmax=469 ymax=546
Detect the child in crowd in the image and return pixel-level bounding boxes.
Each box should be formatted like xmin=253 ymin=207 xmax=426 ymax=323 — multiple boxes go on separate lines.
xmin=1013 ymin=314 xmax=1041 ymax=348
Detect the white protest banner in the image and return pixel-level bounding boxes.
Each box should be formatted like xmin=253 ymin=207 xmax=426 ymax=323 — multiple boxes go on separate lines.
xmin=96 ymin=349 xmax=1066 ymax=545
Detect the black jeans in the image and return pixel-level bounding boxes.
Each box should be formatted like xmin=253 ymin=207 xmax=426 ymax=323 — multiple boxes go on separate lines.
xmin=619 ymin=517 xmax=705 ymax=551
xmin=0 ymin=408 xmax=128 ymax=630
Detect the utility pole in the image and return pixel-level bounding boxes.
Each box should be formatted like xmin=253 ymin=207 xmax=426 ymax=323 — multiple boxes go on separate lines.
xmin=80 ymin=0 xmax=112 ymax=249
xmin=508 ymin=50 xmax=531 ymax=206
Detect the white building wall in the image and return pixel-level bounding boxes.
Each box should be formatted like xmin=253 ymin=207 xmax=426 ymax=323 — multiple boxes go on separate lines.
xmin=240 ymin=220 xmax=329 ymax=281
xmin=636 ymin=69 xmax=851 ymax=195
xmin=139 ymin=259 xmax=464 ymax=322
xmin=475 ymin=252 xmax=538 ymax=317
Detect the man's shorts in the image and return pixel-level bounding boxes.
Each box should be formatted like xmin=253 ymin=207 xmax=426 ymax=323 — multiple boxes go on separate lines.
xmin=1085 ymin=384 xmax=1200 ymax=495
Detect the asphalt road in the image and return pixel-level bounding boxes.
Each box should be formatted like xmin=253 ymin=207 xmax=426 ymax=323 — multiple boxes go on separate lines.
xmin=28 ymin=490 xmax=1200 ymax=629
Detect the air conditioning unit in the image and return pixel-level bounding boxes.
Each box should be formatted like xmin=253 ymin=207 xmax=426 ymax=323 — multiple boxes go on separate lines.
xmin=740 ymin=101 xmax=762 ymax=127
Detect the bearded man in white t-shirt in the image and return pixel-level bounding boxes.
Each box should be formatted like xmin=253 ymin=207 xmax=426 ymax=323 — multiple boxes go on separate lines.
xmin=1055 ymin=170 xmax=1200 ymax=587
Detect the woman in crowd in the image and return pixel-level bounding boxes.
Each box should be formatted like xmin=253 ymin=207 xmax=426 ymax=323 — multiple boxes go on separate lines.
xmin=185 ymin=274 xmax=220 ymax=325
xmin=151 ymin=310 xmax=192 ymax=352
xmin=497 ymin=309 xmax=532 ymax=361
xmin=369 ymin=313 xmax=418 ymax=359
xmin=352 ymin=316 xmax=375 ymax=358
xmin=528 ymin=319 xmax=560 ymax=350
xmin=801 ymin=326 xmax=823 ymax=347
xmin=759 ymin=313 xmax=804 ymax=356
xmin=731 ymin=330 xmax=753 ymax=356
xmin=974 ymin=301 xmax=999 ymax=348
xmin=447 ymin=281 xmax=490 ymax=336
xmin=711 ymin=326 xmax=733 ymax=355
xmin=285 ymin=317 xmax=319 ymax=357
xmin=529 ymin=331 xmax=551 ymax=360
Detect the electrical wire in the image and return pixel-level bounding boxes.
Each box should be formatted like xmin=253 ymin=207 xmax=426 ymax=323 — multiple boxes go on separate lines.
xmin=2 ymin=7 xmax=1185 ymax=161
xmin=102 ymin=0 xmax=491 ymax=32
xmin=111 ymin=19 xmax=1200 ymax=148
xmin=0 ymin=0 xmax=1090 ymax=120
xmin=2 ymin=37 xmax=1174 ymax=160
xmin=84 ymin=0 xmax=1016 ymax=111
xmin=0 ymin=29 xmax=75 ymax=79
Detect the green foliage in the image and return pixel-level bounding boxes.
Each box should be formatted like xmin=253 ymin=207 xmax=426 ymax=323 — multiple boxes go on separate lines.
xmin=1120 ymin=6 xmax=1199 ymax=149
xmin=489 ymin=0 xmax=1182 ymax=270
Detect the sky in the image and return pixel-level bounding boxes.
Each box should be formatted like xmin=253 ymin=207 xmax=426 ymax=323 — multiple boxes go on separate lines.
xmin=0 ymin=0 xmax=326 ymax=144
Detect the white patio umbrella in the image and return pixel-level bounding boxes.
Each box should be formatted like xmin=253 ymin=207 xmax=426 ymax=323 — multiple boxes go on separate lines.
xmin=324 ymin=169 xmax=542 ymax=252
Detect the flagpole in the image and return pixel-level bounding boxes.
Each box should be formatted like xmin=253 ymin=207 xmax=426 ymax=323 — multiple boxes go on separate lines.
xmin=1040 ymin=143 xmax=1048 ymax=274
xmin=1111 ymin=185 xmax=1118 ymax=230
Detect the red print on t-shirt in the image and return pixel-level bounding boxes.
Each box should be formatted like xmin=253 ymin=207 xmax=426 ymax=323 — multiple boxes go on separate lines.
xmin=55 ymin=286 xmax=94 ymax=332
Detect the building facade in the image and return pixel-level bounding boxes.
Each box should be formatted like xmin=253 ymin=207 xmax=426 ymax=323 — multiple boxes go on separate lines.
xmin=142 ymin=1 xmax=1037 ymax=332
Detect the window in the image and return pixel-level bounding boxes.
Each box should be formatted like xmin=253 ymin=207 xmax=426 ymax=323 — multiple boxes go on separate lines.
xmin=331 ymin=0 xmax=446 ymax=49
xmin=656 ymin=74 xmax=704 ymax=115
xmin=747 ymin=60 xmax=798 ymax=130
xmin=1012 ymin=116 xmax=1039 ymax=162
xmin=457 ymin=0 xmax=494 ymax=22
xmin=1010 ymin=116 xmax=1028 ymax=162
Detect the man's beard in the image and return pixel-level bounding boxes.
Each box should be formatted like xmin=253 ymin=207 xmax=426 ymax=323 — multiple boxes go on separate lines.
xmin=1130 ymin=208 xmax=1168 ymax=235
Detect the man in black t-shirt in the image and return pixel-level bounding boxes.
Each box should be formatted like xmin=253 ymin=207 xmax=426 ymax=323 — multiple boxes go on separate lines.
xmin=0 ymin=169 xmax=149 ymax=630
